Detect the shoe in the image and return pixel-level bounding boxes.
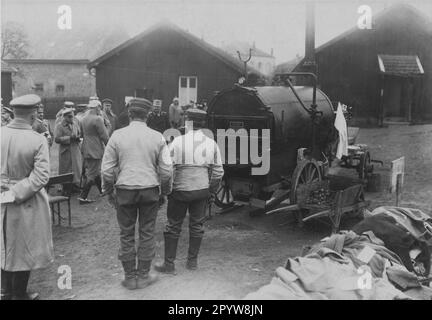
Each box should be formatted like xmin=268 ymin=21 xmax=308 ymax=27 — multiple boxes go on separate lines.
xmin=12 ymin=292 xmax=40 ymax=300
xmin=186 ymin=236 xmax=202 ymax=270
xmin=154 ymin=234 xmax=178 ymax=274
xmin=78 ymin=198 xmax=96 ymax=205
xmin=186 ymin=260 xmax=198 ymax=270
xmin=1 ymin=269 xmax=12 ymax=300
xmin=136 ymin=260 xmax=158 ymax=289
xmin=11 ymin=271 xmax=39 ymax=300
xmin=121 ymin=261 xmax=137 ymax=290
xmin=154 ymin=262 xmax=176 ymax=275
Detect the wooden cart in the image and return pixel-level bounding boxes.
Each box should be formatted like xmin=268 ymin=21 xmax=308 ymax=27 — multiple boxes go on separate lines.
xmin=269 ymin=175 xmax=370 ymax=234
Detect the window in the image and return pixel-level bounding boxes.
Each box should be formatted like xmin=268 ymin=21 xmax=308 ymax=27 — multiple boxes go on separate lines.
xmin=34 ymin=83 xmax=44 ymax=92
xmin=189 ymin=77 xmax=196 ymax=88
xmin=56 ymin=84 xmax=65 ymax=95
xmin=180 ymin=77 xmax=188 ymax=88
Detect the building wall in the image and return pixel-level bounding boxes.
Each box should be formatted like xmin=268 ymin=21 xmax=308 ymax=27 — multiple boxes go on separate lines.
xmin=94 ymin=29 xmax=242 ymax=114
xmin=7 ymin=62 xmax=96 ymax=99
xmin=313 ymin=8 xmax=432 ymax=124
xmin=1 ymin=72 xmax=13 ymax=105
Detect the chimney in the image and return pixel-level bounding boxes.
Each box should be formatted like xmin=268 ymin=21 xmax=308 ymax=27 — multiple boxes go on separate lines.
xmin=270 ymin=48 xmax=274 ymax=56
xmin=304 ymin=1 xmax=316 ymax=67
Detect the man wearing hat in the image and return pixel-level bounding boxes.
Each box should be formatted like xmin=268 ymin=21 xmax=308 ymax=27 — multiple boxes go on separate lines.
xmin=102 ymin=98 xmax=118 ymax=136
xmin=101 ymin=97 xmax=173 ymax=290
xmin=168 ymin=97 xmax=183 ymax=129
xmin=1 ymin=94 xmax=54 ymax=300
xmin=147 ymin=99 xmax=170 ymax=134
xmin=54 ymin=107 xmax=83 ymax=196
xmin=75 ymin=104 xmax=88 ymax=123
xmin=78 ymin=100 xmax=109 ymax=204
xmin=155 ymin=108 xmax=223 ymax=274
xmin=55 ymin=101 xmax=75 ymax=128
xmin=32 ymin=104 xmax=53 ymax=147
xmin=1 ymin=105 xmax=14 ymax=126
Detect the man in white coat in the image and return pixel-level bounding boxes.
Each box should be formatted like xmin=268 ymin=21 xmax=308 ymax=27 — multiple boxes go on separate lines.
xmin=1 ymin=94 xmax=54 ymax=300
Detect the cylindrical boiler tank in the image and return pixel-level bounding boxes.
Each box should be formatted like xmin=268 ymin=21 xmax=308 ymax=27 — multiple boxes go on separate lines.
xmin=207 ymin=85 xmax=336 ymax=198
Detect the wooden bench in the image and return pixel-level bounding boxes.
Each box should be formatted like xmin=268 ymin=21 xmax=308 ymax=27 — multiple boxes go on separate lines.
xmin=46 ymin=173 xmax=74 ymax=226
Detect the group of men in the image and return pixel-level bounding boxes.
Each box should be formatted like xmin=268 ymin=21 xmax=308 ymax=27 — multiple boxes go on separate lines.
xmin=1 ymin=93 xmax=224 ymax=299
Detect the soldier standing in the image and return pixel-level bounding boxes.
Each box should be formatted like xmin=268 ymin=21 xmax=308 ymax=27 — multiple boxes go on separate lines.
xmin=54 ymin=108 xmax=83 ymax=195
xmin=155 ymin=109 xmax=224 ymax=274
xmin=1 ymin=94 xmax=54 ymax=300
xmin=32 ymin=104 xmax=53 ymax=147
xmin=78 ymin=100 xmax=109 ymax=204
xmin=102 ymin=98 xmax=118 ymax=136
xmin=147 ymin=99 xmax=170 ymax=133
xmin=101 ymin=98 xmax=173 ymax=290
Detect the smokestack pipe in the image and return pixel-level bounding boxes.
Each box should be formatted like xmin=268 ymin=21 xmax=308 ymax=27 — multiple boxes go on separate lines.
xmin=305 ymin=1 xmax=316 ymax=67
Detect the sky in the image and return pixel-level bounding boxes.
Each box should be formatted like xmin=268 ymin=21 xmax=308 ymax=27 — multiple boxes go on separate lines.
xmin=2 ymin=0 xmax=432 ymax=64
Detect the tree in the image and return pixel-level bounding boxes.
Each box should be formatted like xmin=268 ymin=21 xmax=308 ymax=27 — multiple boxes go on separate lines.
xmin=1 ymin=21 xmax=29 ymax=59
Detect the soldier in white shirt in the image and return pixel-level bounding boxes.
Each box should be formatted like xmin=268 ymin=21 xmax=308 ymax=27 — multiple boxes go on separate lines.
xmin=155 ymin=108 xmax=224 ymax=274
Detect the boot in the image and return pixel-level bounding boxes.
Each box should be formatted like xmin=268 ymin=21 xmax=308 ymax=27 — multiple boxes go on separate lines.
xmin=154 ymin=235 xmax=179 ymax=274
xmin=11 ymin=271 xmax=39 ymax=300
xmin=186 ymin=236 xmax=203 ymax=270
xmin=136 ymin=260 xmax=158 ymax=289
xmin=78 ymin=180 xmax=95 ymax=204
xmin=94 ymin=176 xmax=103 ymax=195
xmin=1 ymin=269 xmax=13 ymax=300
xmin=121 ymin=260 xmax=137 ymax=290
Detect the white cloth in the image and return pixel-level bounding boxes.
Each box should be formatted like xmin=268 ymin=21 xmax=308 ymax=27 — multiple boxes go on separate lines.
xmin=334 ymin=102 xmax=348 ymax=159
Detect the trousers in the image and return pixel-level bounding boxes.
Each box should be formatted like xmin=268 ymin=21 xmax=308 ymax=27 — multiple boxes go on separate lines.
xmin=116 ymin=187 xmax=159 ymax=262
xmin=165 ymin=189 xmax=209 ymax=239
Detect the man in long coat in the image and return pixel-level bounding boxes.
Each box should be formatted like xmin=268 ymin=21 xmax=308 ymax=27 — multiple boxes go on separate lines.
xmin=78 ymin=100 xmax=109 ymax=204
xmin=54 ymin=108 xmax=83 ymax=195
xmin=1 ymin=94 xmax=54 ymax=300
xmin=55 ymin=101 xmax=75 ymax=128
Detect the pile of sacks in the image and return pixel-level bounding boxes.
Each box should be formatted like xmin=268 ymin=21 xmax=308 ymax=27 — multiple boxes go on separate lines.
xmin=245 ymin=206 xmax=432 ymax=300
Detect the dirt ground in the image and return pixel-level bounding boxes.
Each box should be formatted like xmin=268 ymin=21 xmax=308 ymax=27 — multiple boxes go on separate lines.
xmin=29 ymin=123 xmax=432 ymax=300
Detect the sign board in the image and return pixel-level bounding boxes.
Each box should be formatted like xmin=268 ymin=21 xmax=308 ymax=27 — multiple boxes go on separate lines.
xmin=389 ymin=156 xmax=405 ymax=193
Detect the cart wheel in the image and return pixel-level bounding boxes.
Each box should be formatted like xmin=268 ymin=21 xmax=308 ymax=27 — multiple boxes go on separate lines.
xmin=215 ymin=179 xmax=235 ymax=209
xmin=290 ymin=160 xmax=322 ymax=225
xmin=290 ymin=160 xmax=322 ymax=203
xmin=358 ymin=152 xmax=372 ymax=180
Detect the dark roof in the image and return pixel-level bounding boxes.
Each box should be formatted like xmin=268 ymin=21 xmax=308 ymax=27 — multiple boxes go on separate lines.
xmin=1 ymin=60 xmax=17 ymax=73
xmin=21 ymin=24 xmax=129 ymax=60
xmin=88 ymin=22 xmax=265 ymax=77
xmin=378 ymin=54 xmax=424 ymax=76
xmin=316 ymin=3 xmax=432 ymax=53
xmin=221 ymin=41 xmax=274 ymax=58
xmin=294 ymin=3 xmax=432 ymax=72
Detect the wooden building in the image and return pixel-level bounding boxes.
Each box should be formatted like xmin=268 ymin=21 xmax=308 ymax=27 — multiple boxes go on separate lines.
xmin=295 ymin=4 xmax=431 ymax=125
xmin=88 ymin=22 xmax=263 ymax=114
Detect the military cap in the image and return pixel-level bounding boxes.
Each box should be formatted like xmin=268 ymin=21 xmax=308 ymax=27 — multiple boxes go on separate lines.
xmin=10 ymin=94 xmax=41 ymax=109
xmin=185 ymin=108 xmax=207 ymax=120
xmin=2 ymin=106 xmax=13 ymax=114
xmin=128 ymin=97 xmax=152 ymax=110
xmin=88 ymin=100 xmax=101 ymax=109
xmin=62 ymin=107 xmax=75 ymax=116
xmin=64 ymin=101 xmax=75 ymax=107
xmin=89 ymin=96 xmax=99 ymax=102
xmin=102 ymin=98 xmax=113 ymax=104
